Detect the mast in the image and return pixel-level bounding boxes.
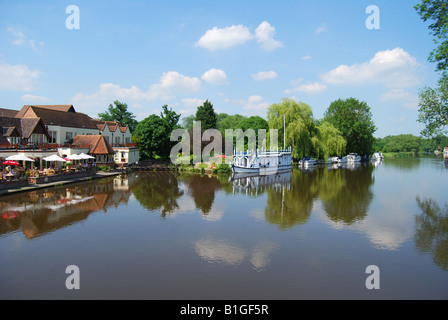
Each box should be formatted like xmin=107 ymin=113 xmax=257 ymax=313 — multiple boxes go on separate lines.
xmin=283 ymin=114 xmax=286 ymax=150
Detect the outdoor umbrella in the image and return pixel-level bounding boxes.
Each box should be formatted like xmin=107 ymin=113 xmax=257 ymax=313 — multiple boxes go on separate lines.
xmin=5 ymin=154 xmax=34 ymax=162
xmin=43 ymin=155 xmax=67 ymax=162
xmin=66 ymin=154 xmax=83 ymax=160
xmin=2 ymin=160 xmax=21 ymax=166
xmin=78 ymin=153 xmax=95 ymax=159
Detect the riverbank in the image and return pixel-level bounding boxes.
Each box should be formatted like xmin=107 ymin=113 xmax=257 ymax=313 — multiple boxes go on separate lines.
xmin=0 ymin=171 xmax=121 ymax=196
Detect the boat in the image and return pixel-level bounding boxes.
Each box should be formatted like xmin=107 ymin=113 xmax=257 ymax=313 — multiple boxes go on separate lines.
xmin=328 ymin=156 xmax=339 ymax=164
xmin=371 ymin=152 xmax=383 ymax=161
xmin=231 ymin=114 xmax=292 ymax=175
xmin=347 ymin=153 xmax=362 ymax=162
xmin=336 ymin=156 xmax=347 ymax=163
xmin=298 ymin=156 xmax=317 ymax=167
xmin=231 ymin=147 xmax=292 ymax=175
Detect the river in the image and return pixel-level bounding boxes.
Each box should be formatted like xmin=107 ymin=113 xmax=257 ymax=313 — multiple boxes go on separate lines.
xmin=0 ymin=156 xmax=447 ymax=299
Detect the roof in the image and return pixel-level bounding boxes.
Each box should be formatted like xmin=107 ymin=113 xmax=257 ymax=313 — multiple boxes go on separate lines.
xmin=72 ymin=135 xmax=115 ymax=155
xmin=17 ymin=106 xmax=98 ymax=130
xmin=0 ymin=108 xmax=19 ymax=117
xmin=92 ymin=119 xmax=129 ymax=133
xmin=15 ymin=105 xmax=75 ymax=118
xmin=0 ymin=116 xmax=50 ymax=142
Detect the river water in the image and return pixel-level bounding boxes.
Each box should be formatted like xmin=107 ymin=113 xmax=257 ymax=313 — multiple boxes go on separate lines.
xmin=0 ymin=156 xmax=447 ymax=299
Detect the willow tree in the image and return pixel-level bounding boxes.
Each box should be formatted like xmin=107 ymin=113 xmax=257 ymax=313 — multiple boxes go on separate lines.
xmin=317 ymin=121 xmax=347 ymax=160
xmin=267 ymin=98 xmax=319 ymax=160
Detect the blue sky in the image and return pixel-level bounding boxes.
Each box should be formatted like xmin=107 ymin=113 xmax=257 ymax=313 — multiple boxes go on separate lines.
xmin=0 ymin=0 xmax=441 ymax=138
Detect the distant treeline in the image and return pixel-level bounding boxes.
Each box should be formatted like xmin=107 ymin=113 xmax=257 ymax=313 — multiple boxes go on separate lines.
xmin=374 ymin=134 xmax=448 ymax=153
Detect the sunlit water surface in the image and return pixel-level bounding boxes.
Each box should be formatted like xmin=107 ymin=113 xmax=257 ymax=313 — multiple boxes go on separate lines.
xmin=1 ymin=156 xmax=447 ymax=299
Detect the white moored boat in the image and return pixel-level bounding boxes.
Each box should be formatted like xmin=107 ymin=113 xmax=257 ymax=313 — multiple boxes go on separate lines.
xmin=298 ymin=156 xmax=317 ymax=167
xmin=347 ymin=153 xmax=362 ymax=162
xmin=231 ymin=147 xmax=292 ymax=175
xmin=336 ymin=156 xmax=347 ymax=163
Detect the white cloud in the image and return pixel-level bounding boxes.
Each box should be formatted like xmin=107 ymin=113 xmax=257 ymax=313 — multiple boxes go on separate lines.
xmin=7 ymin=27 xmax=44 ymax=53
xmin=301 ymin=55 xmax=312 ymax=60
xmin=7 ymin=27 xmax=25 ymax=45
xmin=182 ymin=97 xmax=206 ymax=108
xmin=315 ymin=23 xmax=327 ymax=34
xmin=254 ymin=21 xmax=283 ymax=50
xmin=21 ymin=94 xmax=51 ymax=103
xmin=251 ymin=71 xmax=278 ymax=81
xmin=71 ymin=71 xmax=202 ymax=111
xmin=196 ymin=24 xmax=252 ymax=50
xmin=284 ymin=80 xmax=327 ymax=94
xmin=196 ymin=21 xmax=282 ymax=51
xmin=321 ymin=47 xmax=421 ymax=88
xmin=201 ymin=68 xmax=228 ymax=85
xmin=0 ymin=63 xmax=41 ymax=91
xmin=243 ymin=95 xmax=270 ymax=116
xmin=381 ymin=89 xmax=419 ymax=110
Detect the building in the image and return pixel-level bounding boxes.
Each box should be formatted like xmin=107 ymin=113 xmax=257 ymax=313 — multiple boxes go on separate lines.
xmin=91 ymin=120 xmax=132 ymax=145
xmin=71 ymin=135 xmax=116 ymax=167
xmin=15 ymin=105 xmax=100 ymax=144
xmin=1 ymin=104 xmax=139 ymax=165
xmin=0 ymin=111 xmax=50 ymax=148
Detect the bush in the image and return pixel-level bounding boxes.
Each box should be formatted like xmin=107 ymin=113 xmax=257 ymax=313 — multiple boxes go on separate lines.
xmin=213 ymin=163 xmax=232 ymax=174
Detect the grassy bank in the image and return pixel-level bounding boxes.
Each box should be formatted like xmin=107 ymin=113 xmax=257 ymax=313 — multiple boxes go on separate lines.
xmin=382 ymin=152 xmax=418 ymax=158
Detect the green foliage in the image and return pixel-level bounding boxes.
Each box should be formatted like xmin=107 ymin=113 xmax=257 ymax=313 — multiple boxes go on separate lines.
xmin=417 ymin=74 xmax=448 ymax=137
xmin=414 ymin=0 xmax=448 ymax=72
xmin=317 ymin=121 xmax=347 ymax=160
xmin=217 ymin=113 xmax=246 ymax=133
xmin=133 ymin=105 xmax=181 ymax=159
xmin=98 ymin=100 xmax=138 ymax=132
xmin=195 ymin=100 xmax=217 ymax=130
xmin=324 ymin=97 xmax=377 ymax=156
xmin=374 ymin=134 xmax=448 ymax=153
xmin=213 ymin=163 xmax=232 ymax=174
xmin=181 ymin=114 xmax=195 ymax=131
xmin=268 ymin=98 xmax=320 ymax=160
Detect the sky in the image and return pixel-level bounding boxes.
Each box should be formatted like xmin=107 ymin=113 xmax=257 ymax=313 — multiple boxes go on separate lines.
xmin=0 ymin=0 xmax=442 ymax=138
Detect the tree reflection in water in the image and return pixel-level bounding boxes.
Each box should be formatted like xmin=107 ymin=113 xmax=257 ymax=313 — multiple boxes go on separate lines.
xmin=320 ymin=164 xmax=374 ymax=224
xmin=415 ymin=196 xmax=448 ymax=271
xmin=132 ymin=171 xmax=184 ymax=217
xmin=263 ymin=164 xmax=375 ymax=229
xmin=181 ymin=173 xmax=222 ymax=215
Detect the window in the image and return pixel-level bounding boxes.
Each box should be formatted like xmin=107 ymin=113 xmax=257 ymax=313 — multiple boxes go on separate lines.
xmin=65 ymin=132 xmax=73 ymax=141
xmin=49 ymin=131 xmax=57 ymax=143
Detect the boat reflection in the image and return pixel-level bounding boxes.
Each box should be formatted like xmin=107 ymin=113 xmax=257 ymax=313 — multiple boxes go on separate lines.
xmin=231 ymin=171 xmax=291 ymax=196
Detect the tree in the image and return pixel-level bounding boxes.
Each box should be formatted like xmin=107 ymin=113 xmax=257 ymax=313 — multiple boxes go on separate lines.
xmin=195 ymin=100 xmax=217 ymax=130
xmin=415 ymin=0 xmax=448 ymax=72
xmin=98 ymin=100 xmax=138 ymax=132
xmin=216 ymin=113 xmax=246 ymax=134
xmin=133 ymin=105 xmax=181 ymax=159
xmin=317 ymin=121 xmax=346 ymax=160
xmin=160 ymin=104 xmax=181 ymax=133
xmin=417 ymin=74 xmax=448 ymax=137
xmin=323 ymin=98 xmax=377 ymax=156
xmin=181 ymin=115 xmax=195 ymax=131
xmin=267 ymin=98 xmax=320 ymax=160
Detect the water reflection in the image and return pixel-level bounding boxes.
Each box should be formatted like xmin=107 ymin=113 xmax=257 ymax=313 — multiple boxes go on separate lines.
xmin=0 ymin=175 xmax=136 ymax=239
xmin=193 ymin=239 xmax=277 ymax=272
xmin=131 ymin=171 xmax=184 ymax=216
xmin=415 ymin=196 xmax=448 ymax=271
xmin=182 ymin=173 xmax=222 ymax=215
xmin=320 ymin=164 xmax=374 ymax=224
xmin=230 ymin=164 xmax=375 ymax=229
